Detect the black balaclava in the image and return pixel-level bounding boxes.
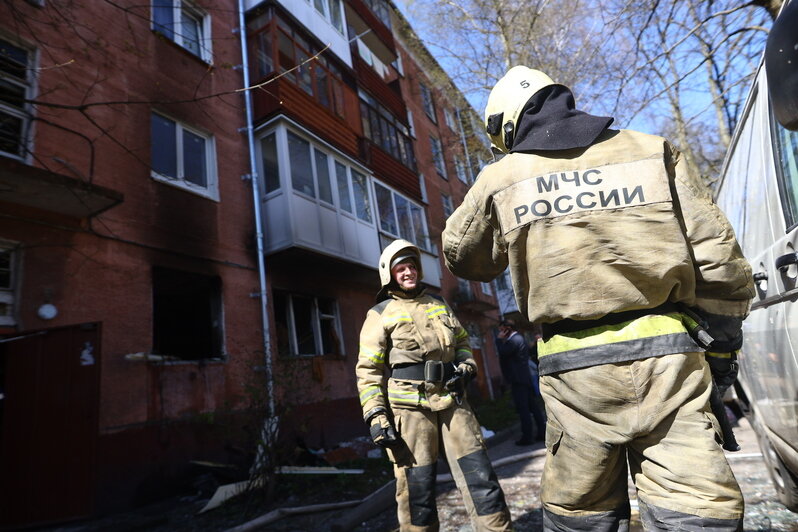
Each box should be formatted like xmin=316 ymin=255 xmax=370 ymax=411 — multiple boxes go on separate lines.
xmin=510 ymin=84 xmax=615 ymax=153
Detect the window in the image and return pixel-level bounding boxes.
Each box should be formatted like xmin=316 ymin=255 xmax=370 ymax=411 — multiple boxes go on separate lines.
xmin=152 ymin=0 xmax=211 ymax=62
xmin=0 ymin=243 xmax=18 ymax=327
xmin=454 ymin=155 xmax=468 ymax=184
xmin=310 ymin=0 xmax=344 ymax=33
xmin=420 ymin=82 xmax=436 ymax=123
xmin=481 ymin=282 xmax=492 ymax=295
xmin=288 ymin=131 xmax=315 ymax=196
xmin=150 ymin=113 xmax=217 ymax=198
xmin=152 ymin=267 xmax=223 ymax=360
xmin=260 ymin=133 xmax=280 ymax=194
xmin=374 ymin=182 xmax=431 ymax=251
xmin=772 ymin=111 xmax=798 ymax=230
xmin=496 ymin=270 xmax=511 ymax=291
xmin=458 ymin=278 xmax=472 ymax=298
xmin=407 ymin=110 xmax=415 ymax=138
xmin=360 ymin=92 xmax=416 ymax=171
xmin=364 ymin=0 xmax=392 ymax=29
xmin=430 ymin=135 xmax=446 ymax=177
xmin=251 ymin=15 xmax=345 ymax=116
xmin=0 ymin=39 xmax=32 ymax=159
xmin=351 ymin=169 xmax=372 ymax=222
xmin=444 ymin=109 xmax=456 ymax=130
xmin=441 ymin=193 xmax=454 ymax=218
xmin=274 ymin=291 xmax=342 ymax=356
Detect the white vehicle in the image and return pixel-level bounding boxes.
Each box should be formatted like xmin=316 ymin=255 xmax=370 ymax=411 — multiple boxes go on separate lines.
xmin=714 ymin=0 xmax=798 ymax=511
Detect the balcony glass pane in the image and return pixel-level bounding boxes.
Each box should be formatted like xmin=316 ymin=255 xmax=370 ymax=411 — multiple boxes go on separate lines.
xmin=335 ymin=161 xmax=352 ymax=213
xmin=315 ymin=149 xmax=333 ymax=204
xmin=288 ymin=132 xmax=315 ymax=196
xmin=351 ymin=170 xmax=372 ymax=222
xmin=410 ymin=203 xmax=428 ymax=251
xmin=395 ymin=194 xmax=413 ymax=242
xmin=375 ymin=183 xmax=396 ymax=234
xmin=260 ymin=133 xmax=280 ymax=193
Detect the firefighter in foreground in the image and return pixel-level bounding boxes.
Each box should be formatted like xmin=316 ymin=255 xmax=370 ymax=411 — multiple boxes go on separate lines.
xmin=356 ymin=239 xmax=512 ymax=532
xmin=442 ymin=66 xmax=754 ymax=531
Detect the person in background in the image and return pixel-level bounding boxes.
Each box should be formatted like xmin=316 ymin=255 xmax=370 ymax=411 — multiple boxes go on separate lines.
xmin=495 ymin=320 xmax=543 ymax=445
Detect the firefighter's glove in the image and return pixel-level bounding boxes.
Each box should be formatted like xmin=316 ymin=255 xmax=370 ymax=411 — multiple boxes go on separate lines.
xmin=706 ymin=351 xmax=739 ymax=397
xmin=445 ymin=363 xmax=474 ymax=395
xmin=369 ymin=414 xmax=398 ymax=448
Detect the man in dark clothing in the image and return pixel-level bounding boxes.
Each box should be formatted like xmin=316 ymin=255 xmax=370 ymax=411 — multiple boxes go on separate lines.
xmin=495 ymin=320 xmax=543 ymax=445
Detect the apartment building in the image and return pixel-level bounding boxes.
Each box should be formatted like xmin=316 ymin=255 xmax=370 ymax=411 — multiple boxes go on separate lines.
xmin=0 ymin=0 xmax=503 ymax=525
xmin=0 ymin=1 xmax=263 ymax=525
xmin=242 ymin=0 xmax=504 ymax=446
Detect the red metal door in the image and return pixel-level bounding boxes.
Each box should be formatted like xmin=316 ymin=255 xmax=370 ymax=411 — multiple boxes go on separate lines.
xmin=0 ymin=323 xmax=101 ymax=529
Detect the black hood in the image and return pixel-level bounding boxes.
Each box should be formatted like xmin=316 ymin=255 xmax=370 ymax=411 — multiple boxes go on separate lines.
xmin=510 ymin=85 xmax=614 ymax=153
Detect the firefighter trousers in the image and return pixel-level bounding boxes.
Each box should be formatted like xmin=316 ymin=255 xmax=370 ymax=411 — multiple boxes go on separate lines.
xmin=539 ymin=352 xmax=744 ymax=531
xmin=386 ymin=401 xmax=512 ymax=532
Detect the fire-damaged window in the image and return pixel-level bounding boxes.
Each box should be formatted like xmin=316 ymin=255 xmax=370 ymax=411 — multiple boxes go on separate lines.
xmin=273 ymin=291 xmax=342 ymax=357
xmin=152 ymin=267 xmax=223 ymax=361
xmin=0 ymin=38 xmax=33 ymax=160
xmin=0 ymin=243 xmax=18 ymax=327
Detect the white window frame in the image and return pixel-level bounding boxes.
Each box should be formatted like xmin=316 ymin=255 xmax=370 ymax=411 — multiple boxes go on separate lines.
xmin=151 ymin=0 xmax=213 ymax=63
xmin=150 ymin=112 xmax=219 ymax=200
xmin=0 ymin=38 xmax=35 ymax=161
xmin=420 ymin=82 xmax=436 ymax=123
xmin=374 ymin=180 xmax=431 ymax=252
xmin=444 ymin=108 xmax=456 ymax=130
xmin=0 ymin=241 xmax=19 ymax=327
xmin=281 ymin=292 xmax=344 ymax=357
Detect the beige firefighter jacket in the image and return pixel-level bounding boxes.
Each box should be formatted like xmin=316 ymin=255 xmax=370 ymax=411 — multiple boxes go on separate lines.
xmin=442 ymin=129 xmax=754 ymax=373
xmin=356 ymin=289 xmax=476 ymax=420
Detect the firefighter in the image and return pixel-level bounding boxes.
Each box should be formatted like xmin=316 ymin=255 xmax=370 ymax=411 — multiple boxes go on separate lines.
xmin=356 ymin=239 xmax=512 ymax=532
xmin=442 ymin=66 xmax=754 ymax=531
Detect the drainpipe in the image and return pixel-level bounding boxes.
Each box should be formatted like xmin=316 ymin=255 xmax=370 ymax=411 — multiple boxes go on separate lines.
xmin=237 ymin=0 xmax=275 ymax=418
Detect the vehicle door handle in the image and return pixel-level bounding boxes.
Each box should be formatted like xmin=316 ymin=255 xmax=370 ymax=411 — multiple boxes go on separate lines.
xmin=775 ymin=252 xmax=798 ymax=270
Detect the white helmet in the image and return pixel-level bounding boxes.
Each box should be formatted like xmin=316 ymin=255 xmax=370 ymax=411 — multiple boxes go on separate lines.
xmin=484 ymin=66 xmax=557 ymax=154
xmin=378 ymin=239 xmax=423 ymax=289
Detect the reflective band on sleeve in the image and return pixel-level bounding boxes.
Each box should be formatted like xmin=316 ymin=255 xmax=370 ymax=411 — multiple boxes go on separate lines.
xmin=456 ymin=329 xmax=469 ymax=339
xmin=457 ymin=348 xmax=472 ymax=357
xmin=539 ymin=313 xmax=689 ymax=358
xmin=359 ymin=385 xmax=382 ymax=405
xmin=359 ymin=344 xmax=385 ymax=364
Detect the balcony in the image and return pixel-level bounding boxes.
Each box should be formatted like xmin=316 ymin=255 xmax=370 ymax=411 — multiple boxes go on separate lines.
xmin=346 ymin=0 xmax=396 ymax=57
xmin=0 ymin=157 xmax=123 ymax=218
xmin=252 ymin=75 xmax=362 ymax=158
xmin=358 ymin=138 xmax=420 ymax=200
xmin=353 ymin=55 xmax=406 ymax=121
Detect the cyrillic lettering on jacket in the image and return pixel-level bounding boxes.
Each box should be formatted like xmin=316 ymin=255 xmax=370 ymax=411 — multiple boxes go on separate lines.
xmin=493 ymin=157 xmax=671 ymax=234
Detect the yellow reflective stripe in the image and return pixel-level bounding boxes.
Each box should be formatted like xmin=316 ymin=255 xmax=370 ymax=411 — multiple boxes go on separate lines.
xmin=359 ymin=385 xmax=381 ymax=405
xmin=426 ymin=305 xmax=448 ymax=317
xmin=359 ymin=344 xmax=385 ymax=364
xmin=539 ymin=313 xmax=688 ymax=357
xmin=457 ymin=348 xmax=472 ymax=356
xmin=706 ymin=351 xmax=733 ymax=359
xmin=384 ymin=313 xmax=412 ymax=324
xmin=388 ymin=389 xmax=429 ymax=405
xmin=455 ymin=329 xmax=468 ymax=339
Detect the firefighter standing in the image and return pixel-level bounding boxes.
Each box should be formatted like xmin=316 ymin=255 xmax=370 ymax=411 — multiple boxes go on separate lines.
xmin=356 ymin=239 xmax=512 ymax=532
xmin=442 ymin=66 xmax=754 ymax=531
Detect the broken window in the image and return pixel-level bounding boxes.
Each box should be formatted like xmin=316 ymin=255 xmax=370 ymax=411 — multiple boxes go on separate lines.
xmin=0 ymin=243 xmax=17 ymax=327
xmin=152 ymin=267 xmax=223 ymax=360
xmin=273 ymin=291 xmax=342 ymax=357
